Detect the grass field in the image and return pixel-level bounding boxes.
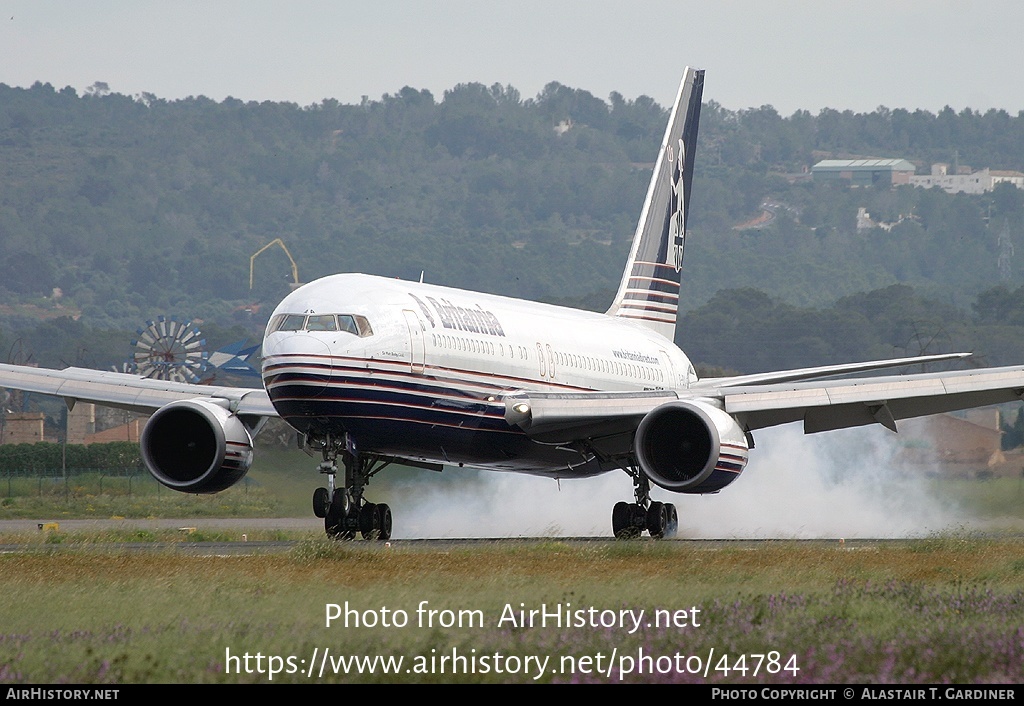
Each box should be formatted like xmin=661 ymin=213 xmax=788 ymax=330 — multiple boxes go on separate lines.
xmin=6 ymin=448 xmax=1024 ymax=534
xmin=1 ymin=535 xmax=1023 ymax=683
xmin=3 ymin=450 xmax=1024 ymax=683
xmin=0 ymin=449 xmax=440 ymax=520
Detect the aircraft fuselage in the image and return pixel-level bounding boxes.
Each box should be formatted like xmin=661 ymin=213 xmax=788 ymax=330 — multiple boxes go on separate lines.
xmin=261 ymin=273 xmax=696 ymax=476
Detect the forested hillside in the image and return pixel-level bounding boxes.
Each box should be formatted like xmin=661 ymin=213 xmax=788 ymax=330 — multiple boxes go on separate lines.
xmin=3 ymin=79 xmax=1024 ymax=373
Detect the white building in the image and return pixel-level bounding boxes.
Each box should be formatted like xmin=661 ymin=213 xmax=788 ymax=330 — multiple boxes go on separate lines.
xmin=910 ymin=163 xmax=1024 ymax=194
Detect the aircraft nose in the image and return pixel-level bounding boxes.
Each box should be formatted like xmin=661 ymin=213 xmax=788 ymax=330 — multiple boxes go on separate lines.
xmin=262 ymin=333 xmax=334 ymax=398
xmin=263 ymin=331 xmax=333 ymax=358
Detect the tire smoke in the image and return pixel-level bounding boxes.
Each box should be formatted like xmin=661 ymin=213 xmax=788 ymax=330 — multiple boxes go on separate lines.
xmin=390 ymin=423 xmax=973 ymax=539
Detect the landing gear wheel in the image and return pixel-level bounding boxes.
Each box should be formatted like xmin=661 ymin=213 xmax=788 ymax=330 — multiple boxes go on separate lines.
xmin=646 ymin=501 xmax=668 ymax=539
xmin=665 ymin=503 xmax=679 ymax=538
xmin=612 ymin=501 xmax=641 ymax=539
xmin=325 ymin=493 xmax=355 ymax=540
xmin=377 ymin=503 xmax=393 ymax=541
xmin=314 ymin=435 xmax=397 ymax=541
xmin=613 ymin=466 xmax=663 ymax=539
xmin=312 ymin=487 xmax=330 ymax=519
xmin=359 ymin=502 xmax=381 ymax=540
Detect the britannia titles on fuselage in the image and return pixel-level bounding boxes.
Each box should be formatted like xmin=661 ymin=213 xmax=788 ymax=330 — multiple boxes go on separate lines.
xmin=409 ymin=293 xmax=506 ymax=337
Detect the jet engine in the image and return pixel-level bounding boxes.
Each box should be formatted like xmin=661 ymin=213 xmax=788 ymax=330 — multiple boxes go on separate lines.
xmin=140 ymin=399 xmax=254 ymax=494
xmin=634 ymin=400 xmax=748 ymax=494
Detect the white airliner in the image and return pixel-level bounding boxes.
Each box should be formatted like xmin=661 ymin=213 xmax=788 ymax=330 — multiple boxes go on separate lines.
xmin=3 ymin=67 xmax=1024 ymax=540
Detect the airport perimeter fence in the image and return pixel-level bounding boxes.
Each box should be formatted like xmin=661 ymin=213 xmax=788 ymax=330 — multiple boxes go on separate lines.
xmin=0 ymin=441 xmax=231 ymax=498
xmin=1 ymin=466 xmax=257 ymax=499
xmin=2 ymin=467 xmax=161 ymax=498
xmin=0 ymin=441 xmax=264 ymax=498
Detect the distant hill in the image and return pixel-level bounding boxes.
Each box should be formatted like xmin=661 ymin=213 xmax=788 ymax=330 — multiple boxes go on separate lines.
xmin=4 ymin=80 xmax=1024 ymax=371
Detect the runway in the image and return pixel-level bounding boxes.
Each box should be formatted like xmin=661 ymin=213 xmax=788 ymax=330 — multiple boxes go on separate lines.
xmin=0 ymin=517 xmax=323 ymax=532
xmin=0 ymin=516 xmax=990 ymax=555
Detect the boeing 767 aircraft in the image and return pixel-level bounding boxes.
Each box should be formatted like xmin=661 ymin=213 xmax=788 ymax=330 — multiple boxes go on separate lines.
xmin=2 ymin=68 xmax=1023 ymax=540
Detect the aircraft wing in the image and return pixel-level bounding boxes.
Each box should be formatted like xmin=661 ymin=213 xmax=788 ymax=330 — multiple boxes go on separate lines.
xmin=504 ymin=363 xmax=1024 ymax=444
xmin=689 ymin=352 xmax=971 ymax=388
xmin=0 ymin=363 xmax=275 ymax=417
xmin=721 ymin=365 xmax=1024 ymax=434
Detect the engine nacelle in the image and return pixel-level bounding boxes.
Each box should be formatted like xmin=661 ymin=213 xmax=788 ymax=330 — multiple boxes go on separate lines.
xmin=141 ymin=399 xmax=254 ymax=494
xmin=634 ymin=400 xmax=748 ymax=494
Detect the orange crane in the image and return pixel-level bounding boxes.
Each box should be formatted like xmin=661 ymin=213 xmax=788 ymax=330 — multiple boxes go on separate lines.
xmin=250 ymin=238 xmax=300 ymax=290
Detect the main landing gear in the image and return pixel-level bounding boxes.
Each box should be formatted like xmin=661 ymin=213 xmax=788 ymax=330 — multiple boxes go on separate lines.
xmin=309 ymin=435 xmax=392 ymax=541
xmin=612 ymin=468 xmax=678 ymax=540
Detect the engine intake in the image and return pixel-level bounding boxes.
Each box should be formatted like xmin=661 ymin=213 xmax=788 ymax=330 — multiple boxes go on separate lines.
xmin=141 ymin=399 xmax=254 ymax=494
xmin=634 ymin=400 xmax=748 ymax=493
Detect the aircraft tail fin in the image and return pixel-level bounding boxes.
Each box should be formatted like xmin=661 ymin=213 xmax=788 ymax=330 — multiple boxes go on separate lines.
xmin=606 ymin=67 xmax=704 ymax=341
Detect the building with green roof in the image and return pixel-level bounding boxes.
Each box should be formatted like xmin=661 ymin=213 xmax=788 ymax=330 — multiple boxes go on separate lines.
xmin=812 ymin=159 xmax=917 ymax=187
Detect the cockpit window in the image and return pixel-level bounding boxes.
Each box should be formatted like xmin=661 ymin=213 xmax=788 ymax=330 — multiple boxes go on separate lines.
xmin=268 ymin=314 xmax=306 ymax=333
xmin=354 ymin=315 xmax=373 ymax=337
xmin=268 ymin=312 xmax=374 ymax=337
xmin=306 ymin=315 xmax=338 ymax=331
xmin=337 ymin=315 xmax=359 ymax=335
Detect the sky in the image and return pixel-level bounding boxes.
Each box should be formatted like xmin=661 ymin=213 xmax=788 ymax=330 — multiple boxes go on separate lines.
xmin=2 ymin=1 xmax=1024 ymax=115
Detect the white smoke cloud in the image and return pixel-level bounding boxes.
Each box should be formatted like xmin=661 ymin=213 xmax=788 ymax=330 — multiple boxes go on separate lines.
xmin=391 ymin=423 xmax=972 ymax=539
xmin=675 ymin=424 xmax=961 ymax=539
